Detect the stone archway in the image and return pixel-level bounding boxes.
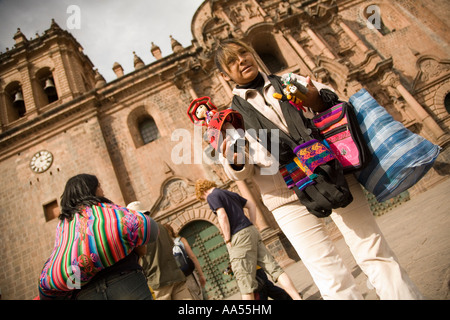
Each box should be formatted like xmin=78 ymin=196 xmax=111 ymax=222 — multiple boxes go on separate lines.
xmin=434 ymin=79 xmax=450 ymax=118
xmin=170 ymin=207 xmax=220 ymax=235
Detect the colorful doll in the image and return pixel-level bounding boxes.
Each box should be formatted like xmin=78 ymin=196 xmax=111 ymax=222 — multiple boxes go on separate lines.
xmin=187 ymin=96 xmax=217 ymax=127
xmin=187 ymin=96 xmax=245 ymax=152
xmin=273 ymin=73 xmax=308 ymax=112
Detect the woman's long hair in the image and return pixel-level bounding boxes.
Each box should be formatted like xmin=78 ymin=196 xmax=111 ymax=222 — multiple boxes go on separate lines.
xmin=59 ymin=174 xmax=112 ymax=221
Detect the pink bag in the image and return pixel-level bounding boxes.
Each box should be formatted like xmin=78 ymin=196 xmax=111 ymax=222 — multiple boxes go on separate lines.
xmin=313 ymin=102 xmax=371 ymax=173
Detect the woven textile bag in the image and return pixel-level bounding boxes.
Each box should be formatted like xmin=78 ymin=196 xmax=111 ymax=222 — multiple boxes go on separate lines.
xmin=349 ymin=89 xmax=440 ymax=202
xmin=312 ymin=102 xmax=372 ymax=173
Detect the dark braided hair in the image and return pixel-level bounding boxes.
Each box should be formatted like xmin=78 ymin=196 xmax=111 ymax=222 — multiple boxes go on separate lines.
xmin=59 ymin=174 xmax=113 ymax=221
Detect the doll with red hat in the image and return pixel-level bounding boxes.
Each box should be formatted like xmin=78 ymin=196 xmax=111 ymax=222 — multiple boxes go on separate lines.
xmin=187 ymin=96 xmax=245 ymax=153
xmin=187 ymin=96 xmax=217 ymax=127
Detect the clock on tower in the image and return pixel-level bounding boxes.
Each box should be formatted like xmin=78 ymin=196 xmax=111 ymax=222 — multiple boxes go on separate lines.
xmin=30 ymin=150 xmax=53 ymax=173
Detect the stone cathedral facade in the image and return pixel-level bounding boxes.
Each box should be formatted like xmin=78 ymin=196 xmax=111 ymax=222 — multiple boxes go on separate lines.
xmin=0 ymin=0 xmax=449 ymax=299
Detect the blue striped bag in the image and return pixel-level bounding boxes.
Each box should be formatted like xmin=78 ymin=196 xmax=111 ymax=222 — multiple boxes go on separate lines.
xmin=349 ymin=89 xmax=441 ymax=202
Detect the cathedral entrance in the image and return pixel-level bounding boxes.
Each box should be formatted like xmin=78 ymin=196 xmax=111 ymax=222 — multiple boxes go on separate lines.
xmin=179 ymin=220 xmax=239 ymax=300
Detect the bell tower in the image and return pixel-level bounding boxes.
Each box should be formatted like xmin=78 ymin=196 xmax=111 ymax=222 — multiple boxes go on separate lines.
xmin=0 ymin=19 xmax=97 ymax=131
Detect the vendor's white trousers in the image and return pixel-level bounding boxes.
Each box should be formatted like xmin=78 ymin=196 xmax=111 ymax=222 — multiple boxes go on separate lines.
xmin=273 ymin=175 xmax=423 ymax=300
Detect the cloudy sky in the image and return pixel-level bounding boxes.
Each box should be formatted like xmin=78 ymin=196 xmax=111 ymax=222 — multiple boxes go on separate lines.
xmin=0 ymin=0 xmax=205 ymax=81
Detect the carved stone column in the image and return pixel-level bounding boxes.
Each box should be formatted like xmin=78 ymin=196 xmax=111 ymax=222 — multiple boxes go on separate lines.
xmin=304 ymin=25 xmax=335 ymax=59
xmin=0 ymin=91 xmax=9 ymax=131
xmin=185 ymin=79 xmax=198 ymax=100
xmin=174 ymin=73 xmax=198 ymax=101
xmin=214 ymin=3 xmax=237 ymax=31
xmin=216 ymin=71 xmax=233 ymax=99
xmin=283 ymin=30 xmax=316 ymax=71
xmin=383 ymin=72 xmax=448 ymax=144
xmin=337 ymin=17 xmax=369 ymax=53
xmin=17 ymin=61 xmax=38 ymax=116
xmin=396 ymin=83 xmax=447 ymax=144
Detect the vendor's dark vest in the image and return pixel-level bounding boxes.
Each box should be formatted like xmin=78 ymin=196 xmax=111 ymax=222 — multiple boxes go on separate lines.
xmin=231 ymin=75 xmax=353 ymax=217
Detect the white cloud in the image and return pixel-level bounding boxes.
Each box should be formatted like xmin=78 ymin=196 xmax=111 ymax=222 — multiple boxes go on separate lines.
xmin=0 ymin=0 xmax=205 ymax=81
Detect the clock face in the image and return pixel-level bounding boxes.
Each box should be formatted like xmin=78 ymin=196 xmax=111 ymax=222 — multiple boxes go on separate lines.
xmin=30 ymin=150 xmax=53 ymax=173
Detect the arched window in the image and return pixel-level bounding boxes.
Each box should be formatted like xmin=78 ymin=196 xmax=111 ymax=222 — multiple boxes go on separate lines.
xmin=36 ymin=67 xmax=59 ymax=106
xmin=252 ymin=33 xmax=287 ymax=74
xmin=139 ymin=117 xmax=160 ymax=144
xmin=445 ymin=92 xmax=450 ymax=114
xmin=4 ymin=81 xmax=26 ymax=122
xmin=259 ymin=52 xmax=285 ymax=74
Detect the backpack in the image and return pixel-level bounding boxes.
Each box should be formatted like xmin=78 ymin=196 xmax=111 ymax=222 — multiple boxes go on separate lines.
xmin=172 ymin=237 xmax=195 ymax=276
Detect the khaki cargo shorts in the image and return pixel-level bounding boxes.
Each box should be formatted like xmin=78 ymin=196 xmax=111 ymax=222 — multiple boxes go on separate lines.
xmin=229 ymin=225 xmax=284 ymax=294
